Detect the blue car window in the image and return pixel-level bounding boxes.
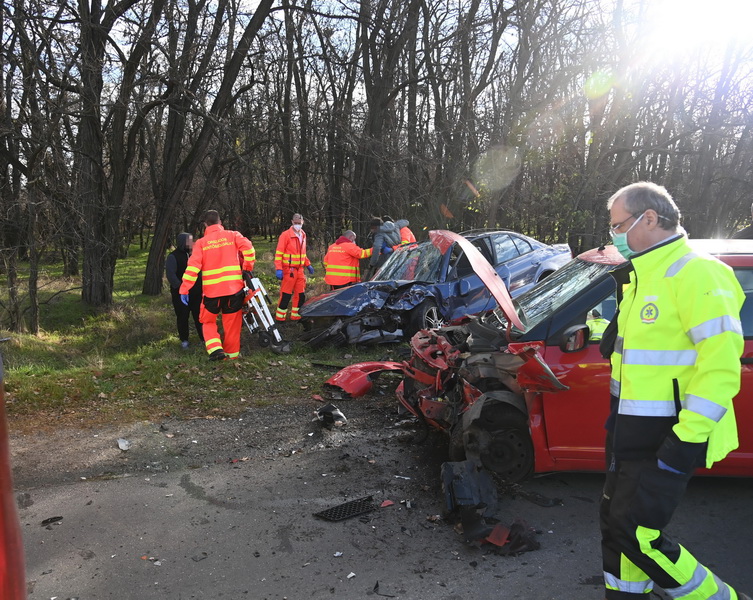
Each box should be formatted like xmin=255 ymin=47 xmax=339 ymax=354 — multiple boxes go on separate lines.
xmin=511 ymin=235 xmax=533 ymax=255
xmin=491 ymin=234 xmax=520 ymax=264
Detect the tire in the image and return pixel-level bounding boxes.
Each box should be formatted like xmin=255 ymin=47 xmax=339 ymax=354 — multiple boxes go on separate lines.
xmin=407 ymin=300 xmax=444 ymax=336
xmin=258 ymin=332 xmax=271 ymax=347
xmin=537 ymin=271 xmax=553 ymax=282
xmin=467 ymin=405 xmax=534 ymax=482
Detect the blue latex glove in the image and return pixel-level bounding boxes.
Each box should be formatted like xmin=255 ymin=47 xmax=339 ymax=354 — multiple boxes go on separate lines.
xmin=275 ymin=269 xmax=283 ymax=280
xmin=382 ymin=244 xmax=393 ymax=255
xmin=657 ymin=459 xmax=684 ymax=474
xmin=180 ymin=294 xmax=190 ymax=306
xmin=307 ymin=265 xmax=314 ymax=275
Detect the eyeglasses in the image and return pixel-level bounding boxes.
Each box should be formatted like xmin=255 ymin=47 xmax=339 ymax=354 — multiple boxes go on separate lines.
xmin=609 ymin=213 xmax=641 ymax=237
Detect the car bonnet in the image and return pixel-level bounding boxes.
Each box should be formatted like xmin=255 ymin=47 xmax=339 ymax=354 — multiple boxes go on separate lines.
xmin=429 ymin=230 xmax=525 ymax=330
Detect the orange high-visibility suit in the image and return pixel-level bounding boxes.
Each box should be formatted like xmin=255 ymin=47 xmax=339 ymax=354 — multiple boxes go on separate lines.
xmin=274 ymin=226 xmax=310 ymax=321
xmin=180 ymin=224 xmax=255 ymax=359
xmin=400 ymin=225 xmax=416 ymax=244
xmin=323 ymin=237 xmax=373 ymax=289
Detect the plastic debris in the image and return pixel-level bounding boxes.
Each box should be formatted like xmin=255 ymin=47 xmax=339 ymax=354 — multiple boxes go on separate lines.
xmin=347 ymin=572 xmax=356 ymax=579
xmin=315 ymin=403 xmax=347 ymax=427
xmin=117 ymin=438 xmax=132 ymax=451
xmin=333 ymin=552 xmax=343 ymax=557
xmin=313 ymin=496 xmax=375 ymax=522
xmin=40 ymin=516 xmax=63 ymax=527
xmin=380 ymin=500 xmax=394 ymax=508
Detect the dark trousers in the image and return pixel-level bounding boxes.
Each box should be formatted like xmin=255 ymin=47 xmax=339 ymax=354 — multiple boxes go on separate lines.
xmin=600 ymin=437 xmax=737 ymax=599
xmin=170 ymin=288 xmax=203 ymax=342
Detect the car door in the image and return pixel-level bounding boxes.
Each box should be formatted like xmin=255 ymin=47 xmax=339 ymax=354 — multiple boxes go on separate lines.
xmin=444 ymin=238 xmax=498 ymax=320
xmin=489 ymin=233 xmax=530 ymax=292
xmin=537 ymin=286 xmax=616 ymax=472
xmin=508 ymin=234 xmax=540 ymax=291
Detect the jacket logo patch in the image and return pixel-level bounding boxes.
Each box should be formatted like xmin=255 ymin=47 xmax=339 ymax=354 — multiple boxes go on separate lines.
xmin=640 ymin=303 xmax=659 ymax=324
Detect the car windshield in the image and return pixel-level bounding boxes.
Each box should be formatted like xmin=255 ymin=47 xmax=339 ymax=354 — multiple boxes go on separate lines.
xmin=373 ymin=242 xmax=443 ymax=282
xmin=493 ymin=257 xmax=615 ymax=332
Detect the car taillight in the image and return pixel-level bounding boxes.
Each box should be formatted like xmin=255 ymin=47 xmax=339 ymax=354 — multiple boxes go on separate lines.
xmin=0 ymin=351 xmax=26 ymax=599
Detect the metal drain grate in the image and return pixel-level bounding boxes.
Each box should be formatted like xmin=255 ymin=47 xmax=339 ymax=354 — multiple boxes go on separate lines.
xmin=313 ymin=495 xmax=375 ymax=522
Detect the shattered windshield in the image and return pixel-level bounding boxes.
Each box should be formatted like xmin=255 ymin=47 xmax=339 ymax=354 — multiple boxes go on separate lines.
xmin=494 ymin=258 xmax=615 ymax=333
xmin=373 ymin=242 xmax=443 ymax=282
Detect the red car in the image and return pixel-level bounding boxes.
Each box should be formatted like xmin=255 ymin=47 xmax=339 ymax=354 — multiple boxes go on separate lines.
xmin=0 ymin=352 xmax=26 ymax=598
xmin=327 ymin=238 xmax=753 ymax=482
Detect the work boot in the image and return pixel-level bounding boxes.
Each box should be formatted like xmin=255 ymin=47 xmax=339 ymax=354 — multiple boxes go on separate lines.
xmin=208 ymin=349 xmax=226 ymax=361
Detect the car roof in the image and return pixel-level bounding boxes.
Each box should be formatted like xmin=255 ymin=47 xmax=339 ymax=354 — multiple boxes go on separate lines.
xmin=577 ymin=238 xmax=753 ymax=266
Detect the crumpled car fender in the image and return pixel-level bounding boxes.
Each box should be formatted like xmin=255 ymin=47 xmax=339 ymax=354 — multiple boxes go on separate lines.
xmin=324 ymin=361 xmax=405 ymax=399
xmin=384 ymin=284 xmax=435 ymax=312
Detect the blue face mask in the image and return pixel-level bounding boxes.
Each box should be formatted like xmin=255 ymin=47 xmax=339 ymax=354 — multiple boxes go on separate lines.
xmin=611 ymin=212 xmax=645 ymax=259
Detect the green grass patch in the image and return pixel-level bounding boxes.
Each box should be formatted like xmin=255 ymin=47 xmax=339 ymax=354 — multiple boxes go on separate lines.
xmin=2 ymin=239 xmax=398 ymax=432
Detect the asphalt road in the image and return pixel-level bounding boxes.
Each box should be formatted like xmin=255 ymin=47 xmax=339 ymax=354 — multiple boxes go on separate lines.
xmin=14 ymin=403 xmax=753 ymax=600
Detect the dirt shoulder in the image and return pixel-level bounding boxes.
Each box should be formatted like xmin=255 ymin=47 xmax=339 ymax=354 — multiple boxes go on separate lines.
xmin=9 ymin=390 xmax=429 ymax=491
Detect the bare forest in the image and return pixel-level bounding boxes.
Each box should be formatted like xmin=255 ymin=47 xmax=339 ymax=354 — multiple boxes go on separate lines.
xmin=1 ymin=0 xmax=752 ymax=326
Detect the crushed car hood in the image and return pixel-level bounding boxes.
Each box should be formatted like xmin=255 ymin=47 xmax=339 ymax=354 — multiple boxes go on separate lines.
xmin=303 ymin=230 xmax=526 ymax=329
xmin=428 ymin=231 xmax=525 ymax=331
xmin=300 ymin=280 xmax=438 ymax=318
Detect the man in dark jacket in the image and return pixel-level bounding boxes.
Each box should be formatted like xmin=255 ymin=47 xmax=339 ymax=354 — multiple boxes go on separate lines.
xmin=367 ymin=217 xmax=410 ymax=272
xmin=165 ymin=232 xmax=203 ymax=349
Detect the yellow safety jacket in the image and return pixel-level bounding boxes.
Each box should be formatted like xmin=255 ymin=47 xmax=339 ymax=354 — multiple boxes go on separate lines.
xmin=587 ymin=317 xmax=610 ymax=341
xmin=610 ymin=235 xmax=744 ymax=471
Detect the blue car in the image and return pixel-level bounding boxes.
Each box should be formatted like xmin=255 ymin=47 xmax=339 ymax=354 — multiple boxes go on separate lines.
xmin=300 ymin=229 xmax=571 ymax=346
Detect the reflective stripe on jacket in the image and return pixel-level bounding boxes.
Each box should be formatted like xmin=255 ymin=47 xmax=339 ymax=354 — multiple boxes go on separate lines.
xmin=179 ymin=224 xmax=255 ymax=298
xmin=275 ymin=227 xmax=310 ymax=272
xmin=610 ymin=235 xmax=744 ymax=470
xmin=323 ymin=238 xmax=373 ymax=285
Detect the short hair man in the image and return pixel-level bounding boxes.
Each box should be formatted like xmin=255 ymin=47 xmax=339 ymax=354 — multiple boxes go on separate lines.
xmin=601 ymin=182 xmax=749 ymax=600
xmin=274 ymin=213 xmax=313 ymax=322
xmin=179 ymin=210 xmax=256 ymax=360
xmin=323 ymin=230 xmax=372 ymax=289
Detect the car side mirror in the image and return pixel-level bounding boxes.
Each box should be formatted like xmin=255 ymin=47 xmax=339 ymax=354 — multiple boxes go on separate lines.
xmin=458 ymin=279 xmax=472 ymax=296
xmin=560 ymin=324 xmax=590 ymax=353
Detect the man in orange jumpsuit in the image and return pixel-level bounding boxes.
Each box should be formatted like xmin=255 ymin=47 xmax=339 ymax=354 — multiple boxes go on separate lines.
xmin=180 ymin=210 xmax=256 ymax=361
xmin=274 ymin=213 xmax=313 ymax=322
xmin=323 ymin=230 xmax=372 ymax=289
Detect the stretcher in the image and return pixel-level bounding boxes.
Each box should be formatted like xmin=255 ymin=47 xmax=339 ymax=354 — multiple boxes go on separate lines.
xmin=242 ymin=274 xmax=292 ymax=354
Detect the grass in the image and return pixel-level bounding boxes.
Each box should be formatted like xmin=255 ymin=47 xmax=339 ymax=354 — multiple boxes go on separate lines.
xmin=1 ymin=240 xmax=398 ymax=433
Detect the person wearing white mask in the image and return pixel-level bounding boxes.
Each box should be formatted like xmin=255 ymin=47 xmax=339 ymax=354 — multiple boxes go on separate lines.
xmin=274 ymin=213 xmax=314 ymax=322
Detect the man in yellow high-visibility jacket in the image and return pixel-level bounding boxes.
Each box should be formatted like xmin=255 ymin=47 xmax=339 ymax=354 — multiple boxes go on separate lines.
xmin=323 ymin=230 xmax=372 ymax=289
xmin=600 ymin=182 xmax=750 ymax=600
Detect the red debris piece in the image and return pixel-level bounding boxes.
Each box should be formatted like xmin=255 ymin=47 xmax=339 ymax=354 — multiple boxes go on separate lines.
xmin=380 ymin=500 xmax=395 ymax=508
xmin=484 ymin=524 xmax=510 ymax=547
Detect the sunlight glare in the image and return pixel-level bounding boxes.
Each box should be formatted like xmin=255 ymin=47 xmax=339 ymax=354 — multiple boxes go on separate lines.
xmin=643 ymin=0 xmax=753 ymax=60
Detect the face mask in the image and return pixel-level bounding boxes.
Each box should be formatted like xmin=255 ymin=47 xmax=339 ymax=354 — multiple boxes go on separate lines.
xmin=611 ymin=212 xmax=645 ymax=259
xmin=292 ymin=224 xmax=303 ymax=231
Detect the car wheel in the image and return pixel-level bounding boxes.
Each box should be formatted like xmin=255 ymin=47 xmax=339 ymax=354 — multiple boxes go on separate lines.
xmin=407 ymin=300 xmax=444 ymax=336
xmin=466 ymin=405 xmax=533 ymax=482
